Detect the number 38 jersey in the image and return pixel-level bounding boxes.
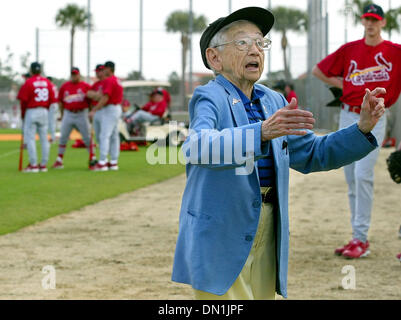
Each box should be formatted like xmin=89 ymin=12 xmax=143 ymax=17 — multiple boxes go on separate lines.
xmin=17 ymin=75 xmax=55 ymax=109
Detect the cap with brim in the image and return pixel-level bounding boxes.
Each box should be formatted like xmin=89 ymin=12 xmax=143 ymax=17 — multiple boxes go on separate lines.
xmin=95 ymin=64 xmax=105 ymax=71
xmin=71 ymin=67 xmax=80 ymax=75
xmin=30 ymin=62 xmax=41 ymax=73
xmin=361 ymin=13 xmax=383 ymax=20
xmin=200 ymin=7 xmax=275 ymax=69
xmin=122 ymin=99 xmax=131 ymax=107
xmin=150 ymin=89 xmax=164 ymax=96
xmin=361 ymin=4 xmax=384 ymax=20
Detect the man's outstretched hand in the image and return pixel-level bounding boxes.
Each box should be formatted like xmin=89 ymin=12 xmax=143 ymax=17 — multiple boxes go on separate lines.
xmin=261 ymin=98 xmax=315 ymax=142
xmin=358 ymin=87 xmax=386 ymax=134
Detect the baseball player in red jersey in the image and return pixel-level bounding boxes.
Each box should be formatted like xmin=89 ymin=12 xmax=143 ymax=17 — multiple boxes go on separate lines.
xmin=126 ymin=89 xmax=168 ymax=134
xmin=52 ymin=67 xmax=95 ymax=169
xmin=87 ymin=64 xmax=106 ymax=147
xmin=17 ymin=62 xmax=55 ymax=172
xmin=313 ymin=4 xmax=401 ymax=259
xmin=89 ymin=61 xmax=123 ymax=171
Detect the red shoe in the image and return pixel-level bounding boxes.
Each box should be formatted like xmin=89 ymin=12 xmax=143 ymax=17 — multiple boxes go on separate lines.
xmin=52 ymin=161 xmax=64 ymax=169
xmin=334 ymin=240 xmax=354 ymax=256
xmin=397 ymin=253 xmax=401 ymax=262
xmin=342 ymin=239 xmax=370 ymax=259
xmin=72 ymin=139 xmax=86 ymax=148
xmin=23 ymin=164 xmax=39 ymax=173
xmin=39 ymin=165 xmax=48 ymax=172
xmin=92 ymin=162 xmax=108 ymax=172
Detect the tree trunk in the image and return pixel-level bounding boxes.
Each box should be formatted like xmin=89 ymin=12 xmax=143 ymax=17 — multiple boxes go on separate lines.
xmin=181 ymin=34 xmax=188 ymax=109
xmin=70 ymin=27 xmax=75 ymax=70
xmin=281 ymin=31 xmax=291 ymax=81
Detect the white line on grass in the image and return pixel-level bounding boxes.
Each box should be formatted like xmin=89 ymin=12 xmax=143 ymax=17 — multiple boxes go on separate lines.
xmin=0 ymin=150 xmax=19 ymax=159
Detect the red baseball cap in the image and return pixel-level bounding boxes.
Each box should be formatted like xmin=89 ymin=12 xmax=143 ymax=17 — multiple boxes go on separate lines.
xmin=95 ymin=64 xmax=105 ymax=72
xmin=71 ymin=67 xmax=80 ymax=75
xmin=361 ymin=4 xmax=384 ymax=20
xmin=122 ymin=99 xmax=131 ymax=107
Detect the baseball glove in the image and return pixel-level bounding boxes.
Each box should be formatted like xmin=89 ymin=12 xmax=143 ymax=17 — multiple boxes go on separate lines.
xmin=386 ymin=150 xmax=401 ymax=184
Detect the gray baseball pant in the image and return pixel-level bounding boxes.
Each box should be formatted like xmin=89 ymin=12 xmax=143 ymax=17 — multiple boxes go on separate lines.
xmin=23 ymin=107 xmax=49 ymax=166
xmin=58 ymin=109 xmax=92 ymax=156
xmin=339 ymin=105 xmax=387 ymax=243
xmin=94 ymin=104 xmax=122 ymax=163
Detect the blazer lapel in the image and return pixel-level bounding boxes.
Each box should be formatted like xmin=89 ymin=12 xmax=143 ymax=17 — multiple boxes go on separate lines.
xmin=259 ymin=95 xmax=273 ymax=121
xmin=260 ymin=94 xmax=285 ymax=164
xmin=215 ymin=75 xmax=249 ymax=127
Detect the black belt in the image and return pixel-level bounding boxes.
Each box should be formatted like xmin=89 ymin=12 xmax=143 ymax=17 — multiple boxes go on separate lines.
xmin=261 ymin=186 xmax=277 ymax=204
xmin=67 ymin=109 xmax=86 ymax=113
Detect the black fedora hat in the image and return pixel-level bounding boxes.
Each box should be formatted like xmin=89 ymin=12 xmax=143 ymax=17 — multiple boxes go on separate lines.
xmin=200 ymin=7 xmax=275 ymax=69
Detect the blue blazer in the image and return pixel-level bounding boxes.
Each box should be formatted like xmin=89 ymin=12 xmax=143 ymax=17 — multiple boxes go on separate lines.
xmin=171 ymin=75 xmax=377 ymax=298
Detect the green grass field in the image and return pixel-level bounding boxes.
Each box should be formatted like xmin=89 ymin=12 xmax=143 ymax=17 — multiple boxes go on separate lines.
xmin=0 ymin=128 xmax=21 ymax=134
xmin=0 ymin=139 xmax=185 ymax=236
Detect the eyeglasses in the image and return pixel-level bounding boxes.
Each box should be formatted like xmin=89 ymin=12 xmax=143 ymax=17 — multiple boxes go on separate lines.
xmin=214 ymin=37 xmax=272 ymax=51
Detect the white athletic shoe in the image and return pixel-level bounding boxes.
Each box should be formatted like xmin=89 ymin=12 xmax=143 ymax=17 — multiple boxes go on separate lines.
xmin=39 ymin=165 xmax=48 ymax=172
xmin=108 ymin=162 xmax=119 ymax=171
xmin=23 ymin=164 xmax=39 ymax=173
xmin=52 ymin=161 xmax=64 ymax=169
xmin=92 ymin=163 xmax=109 ymax=172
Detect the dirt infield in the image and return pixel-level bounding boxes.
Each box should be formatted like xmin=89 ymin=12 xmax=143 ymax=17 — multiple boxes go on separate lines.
xmin=0 ymin=148 xmax=399 ymax=300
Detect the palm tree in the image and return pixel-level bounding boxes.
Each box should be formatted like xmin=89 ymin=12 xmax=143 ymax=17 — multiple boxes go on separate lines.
xmin=165 ymin=10 xmax=207 ymax=107
xmin=347 ymin=0 xmax=401 ymax=39
xmin=55 ymin=4 xmax=89 ymax=70
xmin=270 ymin=6 xmax=308 ymax=81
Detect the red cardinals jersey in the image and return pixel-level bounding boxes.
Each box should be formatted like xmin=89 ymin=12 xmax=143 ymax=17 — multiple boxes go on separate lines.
xmin=286 ymin=90 xmax=298 ymax=108
xmin=50 ymin=83 xmax=58 ymax=104
xmin=17 ymin=75 xmax=55 ymax=109
xmin=58 ymin=81 xmax=91 ymax=111
xmin=89 ymin=80 xmax=105 ymax=106
xmin=317 ymin=39 xmax=401 ymax=108
xmin=102 ymin=75 xmax=123 ymax=105
xmin=142 ymin=100 xmax=168 ymax=118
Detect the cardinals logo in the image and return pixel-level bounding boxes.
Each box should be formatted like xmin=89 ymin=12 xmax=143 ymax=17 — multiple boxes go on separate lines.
xmin=345 ymin=52 xmax=392 ymax=86
xmin=64 ymin=88 xmax=86 ymax=103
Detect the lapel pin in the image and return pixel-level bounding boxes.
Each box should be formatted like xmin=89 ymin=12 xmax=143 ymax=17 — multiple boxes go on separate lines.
xmin=232 ymin=98 xmax=241 ymax=105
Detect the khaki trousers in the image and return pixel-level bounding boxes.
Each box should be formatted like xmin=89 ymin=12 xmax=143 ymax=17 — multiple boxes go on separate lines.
xmin=194 ymin=199 xmax=276 ymax=300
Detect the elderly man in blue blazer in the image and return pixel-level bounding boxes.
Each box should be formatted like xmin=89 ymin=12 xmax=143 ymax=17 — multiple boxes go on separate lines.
xmin=171 ymin=7 xmax=386 ymax=300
